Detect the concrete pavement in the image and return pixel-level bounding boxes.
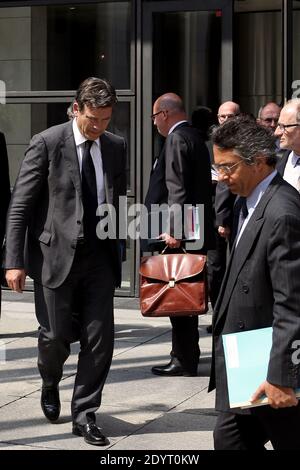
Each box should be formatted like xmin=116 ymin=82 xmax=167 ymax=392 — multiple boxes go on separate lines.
xmin=0 ymin=291 xmax=216 ymax=451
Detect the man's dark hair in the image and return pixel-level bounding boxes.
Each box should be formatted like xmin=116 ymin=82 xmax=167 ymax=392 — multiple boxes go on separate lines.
xmin=211 ymin=115 xmax=277 ymax=166
xmin=75 ymin=77 xmax=117 ymax=111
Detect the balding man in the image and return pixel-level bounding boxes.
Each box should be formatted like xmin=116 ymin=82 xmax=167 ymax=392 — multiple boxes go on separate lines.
xmin=257 ymin=102 xmax=281 ymax=132
xmin=275 ymin=99 xmax=300 ymax=191
xmin=143 ymin=93 xmax=214 ymax=377
xmin=217 ymin=101 xmax=240 ymax=125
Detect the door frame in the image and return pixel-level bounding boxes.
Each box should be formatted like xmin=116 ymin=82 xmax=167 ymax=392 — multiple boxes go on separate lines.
xmin=141 ymin=0 xmax=233 ymax=199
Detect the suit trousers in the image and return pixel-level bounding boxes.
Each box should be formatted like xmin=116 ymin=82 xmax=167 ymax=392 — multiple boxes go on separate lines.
xmin=214 ymin=403 xmax=300 ymax=450
xmin=170 ymin=315 xmax=200 ymax=373
xmin=34 ymin=241 xmax=116 ymax=425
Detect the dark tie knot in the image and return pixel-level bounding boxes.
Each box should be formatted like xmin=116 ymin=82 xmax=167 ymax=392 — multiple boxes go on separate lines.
xmin=85 ymin=140 xmax=94 ymax=150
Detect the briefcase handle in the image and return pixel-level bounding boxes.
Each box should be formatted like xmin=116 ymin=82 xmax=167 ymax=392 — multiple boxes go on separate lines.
xmin=161 ymin=246 xmax=187 ymax=255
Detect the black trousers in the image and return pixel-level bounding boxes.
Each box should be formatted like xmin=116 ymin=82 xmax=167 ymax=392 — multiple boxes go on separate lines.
xmin=214 ymin=404 xmax=300 ymax=450
xmin=170 ymin=315 xmax=200 ymax=374
xmin=34 ymin=242 xmax=116 ymax=425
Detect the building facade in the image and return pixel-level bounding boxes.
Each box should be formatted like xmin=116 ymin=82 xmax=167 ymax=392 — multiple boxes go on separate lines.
xmin=0 ymin=0 xmax=299 ymax=295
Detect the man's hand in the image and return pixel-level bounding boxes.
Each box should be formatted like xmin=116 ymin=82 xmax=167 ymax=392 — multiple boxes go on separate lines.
xmin=5 ymin=269 xmax=26 ymax=293
xmin=218 ymin=225 xmax=231 ymax=239
xmin=251 ymin=380 xmax=298 ymax=409
xmin=158 ymin=233 xmax=181 ymax=249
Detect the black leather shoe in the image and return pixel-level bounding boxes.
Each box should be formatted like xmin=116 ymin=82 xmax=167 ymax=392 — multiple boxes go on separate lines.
xmin=41 ymin=386 xmax=60 ymax=422
xmin=72 ymin=423 xmax=110 ymax=446
xmin=151 ymin=359 xmax=197 ymax=377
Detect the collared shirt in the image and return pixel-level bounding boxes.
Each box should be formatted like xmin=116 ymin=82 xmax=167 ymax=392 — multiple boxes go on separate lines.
xmin=236 ymin=170 xmax=277 ymax=245
xmin=283 ymin=151 xmax=300 ymax=192
xmin=72 ymin=119 xmax=105 ymax=205
xmin=168 ymin=120 xmax=188 ymax=135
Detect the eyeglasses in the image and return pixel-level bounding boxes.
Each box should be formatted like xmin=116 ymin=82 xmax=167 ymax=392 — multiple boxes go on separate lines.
xmin=212 ymin=160 xmax=244 ymax=175
xmin=276 ymin=123 xmax=300 ymax=131
xmin=217 ymin=113 xmax=238 ymax=120
xmin=151 ymin=110 xmax=164 ymax=121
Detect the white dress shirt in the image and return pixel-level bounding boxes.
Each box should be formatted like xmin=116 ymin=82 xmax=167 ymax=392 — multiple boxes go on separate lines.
xmin=72 ymin=119 xmax=105 ymax=205
xmin=283 ymin=151 xmax=300 ymax=192
xmin=168 ymin=120 xmax=188 ymax=135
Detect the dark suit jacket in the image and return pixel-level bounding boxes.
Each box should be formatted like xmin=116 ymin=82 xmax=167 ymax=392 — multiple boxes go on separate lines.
xmin=0 ymin=132 xmax=11 ymax=249
xmin=276 ymin=149 xmax=290 ymax=176
xmin=144 ymin=122 xmax=215 ymax=251
xmin=0 ymin=132 xmax=11 ymax=308
xmin=5 ymin=121 xmax=126 ymax=288
xmin=209 ymin=174 xmax=300 ymax=411
xmin=215 ymin=181 xmax=236 ymax=229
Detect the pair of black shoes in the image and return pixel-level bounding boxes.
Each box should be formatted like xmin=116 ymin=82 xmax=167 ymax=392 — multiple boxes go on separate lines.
xmin=41 ymin=386 xmax=109 ymax=446
xmin=151 ymin=357 xmax=197 ymax=377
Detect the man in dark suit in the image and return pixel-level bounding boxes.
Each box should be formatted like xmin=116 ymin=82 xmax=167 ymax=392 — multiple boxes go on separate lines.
xmin=209 ymin=116 xmax=300 ymax=450
xmin=0 ymin=131 xmax=10 ymax=315
xmin=275 ymin=99 xmax=300 ymax=189
xmin=144 ymin=93 xmax=214 ymax=377
xmin=5 ymin=78 xmax=127 ymax=446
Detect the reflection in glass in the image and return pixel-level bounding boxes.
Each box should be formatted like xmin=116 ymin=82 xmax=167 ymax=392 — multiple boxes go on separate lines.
xmin=153 ymin=11 xmax=221 ymax=117
xmin=235 ymin=9 xmax=282 ymax=115
xmin=293 ymin=2 xmax=300 ymax=96
xmin=0 ymin=102 xmax=130 ymax=187
xmin=0 ymin=2 xmax=131 ymax=92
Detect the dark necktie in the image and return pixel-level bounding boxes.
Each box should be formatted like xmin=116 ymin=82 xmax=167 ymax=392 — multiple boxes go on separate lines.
xmin=231 ymin=196 xmax=248 ymax=244
xmin=81 ymin=140 xmax=98 ymax=243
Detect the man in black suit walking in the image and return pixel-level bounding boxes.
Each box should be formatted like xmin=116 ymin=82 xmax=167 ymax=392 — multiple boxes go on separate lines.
xmin=0 ymin=131 xmax=10 ymax=315
xmin=144 ymin=93 xmax=214 ymax=377
xmin=5 ymin=78 xmax=127 ymax=446
xmin=209 ymin=116 xmax=300 ymax=450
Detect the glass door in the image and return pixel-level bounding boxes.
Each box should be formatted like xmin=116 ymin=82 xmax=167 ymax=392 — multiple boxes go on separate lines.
xmin=142 ymin=0 xmax=233 ymax=197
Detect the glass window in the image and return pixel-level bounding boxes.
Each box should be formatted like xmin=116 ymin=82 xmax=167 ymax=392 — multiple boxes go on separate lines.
xmin=108 ymin=101 xmax=131 ymax=191
xmin=0 ymin=101 xmax=131 ymax=185
xmin=153 ymin=11 xmax=222 ymax=117
xmin=293 ymin=1 xmax=300 ymax=98
xmin=234 ymin=0 xmax=282 ymax=116
xmin=0 ymin=2 xmax=131 ymax=92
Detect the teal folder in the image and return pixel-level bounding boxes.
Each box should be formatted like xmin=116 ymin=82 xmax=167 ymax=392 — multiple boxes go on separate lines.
xmin=222 ymin=327 xmax=300 ymax=409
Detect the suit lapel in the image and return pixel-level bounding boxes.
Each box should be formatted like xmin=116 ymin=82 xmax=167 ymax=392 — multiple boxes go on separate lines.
xmin=61 ymin=124 xmax=82 ymax=197
xmin=276 ymin=149 xmax=290 ymax=176
xmin=214 ymin=175 xmax=282 ymax=330
xmin=100 ymin=133 xmax=114 ymax=204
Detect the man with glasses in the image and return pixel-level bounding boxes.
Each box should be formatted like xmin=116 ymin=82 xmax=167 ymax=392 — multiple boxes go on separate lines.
xmin=275 ymin=99 xmax=300 ymax=192
xmin=209 ymin=116 xmax=300 ymax=450
xmin=217 ymin=101 xmax=240 ymax=125
xmin=143 ymin=92 xmax=214 ymax=377
xmin=205 ymin=102 xmax=240 ymax=334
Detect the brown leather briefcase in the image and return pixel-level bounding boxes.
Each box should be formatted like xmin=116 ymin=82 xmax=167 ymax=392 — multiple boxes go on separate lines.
xmin=139 ymin=251 xmax=208 ymax=317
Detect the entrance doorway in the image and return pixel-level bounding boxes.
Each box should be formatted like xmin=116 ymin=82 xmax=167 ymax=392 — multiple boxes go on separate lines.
xmin=142 ymin=0 xmax=233 ymax=197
